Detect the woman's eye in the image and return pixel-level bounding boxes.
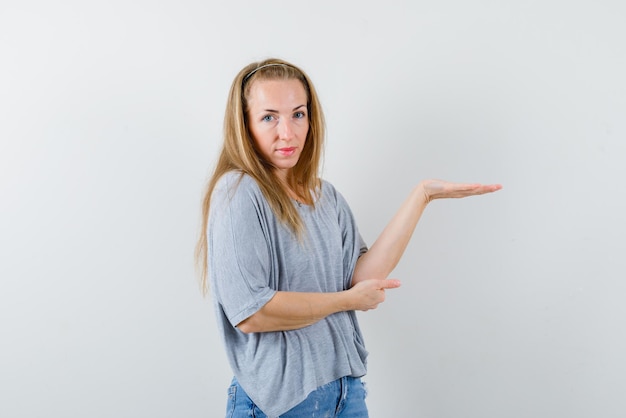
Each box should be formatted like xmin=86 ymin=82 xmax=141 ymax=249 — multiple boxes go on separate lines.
xmin=294 ymin=111 xmax=306 ymax=119
xmin=262 ymin=115 xmax=275 ymax=122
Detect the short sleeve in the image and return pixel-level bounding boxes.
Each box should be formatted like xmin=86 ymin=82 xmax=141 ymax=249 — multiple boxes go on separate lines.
xmin=208 ymin=174 xmax=277 ymax=327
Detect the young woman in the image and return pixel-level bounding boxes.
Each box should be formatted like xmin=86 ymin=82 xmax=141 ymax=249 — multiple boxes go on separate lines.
xmin=196 ymin=58 xmax=501 ymax=417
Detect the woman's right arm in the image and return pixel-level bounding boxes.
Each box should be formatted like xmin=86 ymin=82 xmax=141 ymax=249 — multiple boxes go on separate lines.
xmin=236 ymin=279 xmax=401 ymax=333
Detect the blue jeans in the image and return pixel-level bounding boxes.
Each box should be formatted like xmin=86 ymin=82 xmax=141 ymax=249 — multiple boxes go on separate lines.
xmin=225 ymin=376 xmax=369 ymax=417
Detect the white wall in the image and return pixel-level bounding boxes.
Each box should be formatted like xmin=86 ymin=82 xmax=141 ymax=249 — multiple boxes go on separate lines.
xmin=1 ymin=1 xmax=625 ymax=417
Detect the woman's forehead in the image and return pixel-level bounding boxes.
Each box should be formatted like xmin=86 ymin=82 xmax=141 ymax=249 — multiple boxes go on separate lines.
xmin=247 ymin=79 xmax=308 ymax=110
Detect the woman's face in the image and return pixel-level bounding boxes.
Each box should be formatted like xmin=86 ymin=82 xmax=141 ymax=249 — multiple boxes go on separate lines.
xmin=246 ymin=78 xmax=309 ymax=180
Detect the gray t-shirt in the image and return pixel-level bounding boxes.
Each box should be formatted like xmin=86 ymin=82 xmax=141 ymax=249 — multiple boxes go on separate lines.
xmin=208 ymin=172 xmax=369 ymax=417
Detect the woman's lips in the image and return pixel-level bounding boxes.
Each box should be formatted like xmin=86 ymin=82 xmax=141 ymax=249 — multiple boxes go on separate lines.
xmin=277 ymin=147 xmax=296 ymax=156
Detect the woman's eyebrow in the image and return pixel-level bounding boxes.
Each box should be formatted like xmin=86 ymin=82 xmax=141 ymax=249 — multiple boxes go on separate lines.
xmin=260 ymin=104 xmax=306 ymax=113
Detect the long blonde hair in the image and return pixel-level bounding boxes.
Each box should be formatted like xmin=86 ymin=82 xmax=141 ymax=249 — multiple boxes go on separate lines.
xmin=195 ymin=58 xmax=326 ymax=294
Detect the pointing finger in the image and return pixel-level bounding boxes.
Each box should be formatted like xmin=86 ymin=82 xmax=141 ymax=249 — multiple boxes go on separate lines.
xmin=380 ymin=279 xmax=401 ymax=289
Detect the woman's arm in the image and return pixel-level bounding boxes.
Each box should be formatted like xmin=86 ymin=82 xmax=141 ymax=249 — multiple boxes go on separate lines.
xmin=351 ymin=180 xmax=502 ymax=285
xmin=236 ymin=179 xmax=500 ymax=334
xmin=236 ymin=278 xmax=401 ymax=333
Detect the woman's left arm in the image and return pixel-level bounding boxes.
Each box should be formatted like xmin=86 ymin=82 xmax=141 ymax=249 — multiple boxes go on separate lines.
xmin=351 ymin=180 xmax=502 ymax=285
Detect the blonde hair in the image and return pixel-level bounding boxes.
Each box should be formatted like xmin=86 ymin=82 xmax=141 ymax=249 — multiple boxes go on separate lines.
xmin=195 ymin=58 xmax=326 ymax=294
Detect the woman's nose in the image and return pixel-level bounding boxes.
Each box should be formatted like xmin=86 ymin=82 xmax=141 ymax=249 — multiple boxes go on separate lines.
xmin=277 ymin=119 xmax=294 ymax=140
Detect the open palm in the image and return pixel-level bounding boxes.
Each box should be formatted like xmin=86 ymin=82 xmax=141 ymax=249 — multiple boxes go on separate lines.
xmin=422 ymin=179 xmax=502 ymax=202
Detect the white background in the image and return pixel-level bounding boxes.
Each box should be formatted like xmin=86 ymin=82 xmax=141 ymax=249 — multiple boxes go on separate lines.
xmin=2 ymin=1 xmax=625 ymax=417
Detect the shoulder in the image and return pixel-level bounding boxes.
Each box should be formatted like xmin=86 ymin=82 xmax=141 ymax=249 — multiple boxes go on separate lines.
xmin=319 ymin=179 xmax=338 ymax=200
xmin=210 ymin=172 xmax=267 ymax=218
xmin=317 ymin=180 xmax=359 ymax=227
xmin=214 ymin=171 xmax=258 ymax=193
xmin=318 ymin=179 xmax=349 ymax=208
xmin=213 ymin=171 xmax=263 ymax=201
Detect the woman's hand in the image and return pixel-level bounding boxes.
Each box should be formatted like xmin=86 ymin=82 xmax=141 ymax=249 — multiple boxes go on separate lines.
xmin=421 ymin=180 xmax=502 ymax=202
xmin=347 ymin=279 xmax=401 ymax=311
